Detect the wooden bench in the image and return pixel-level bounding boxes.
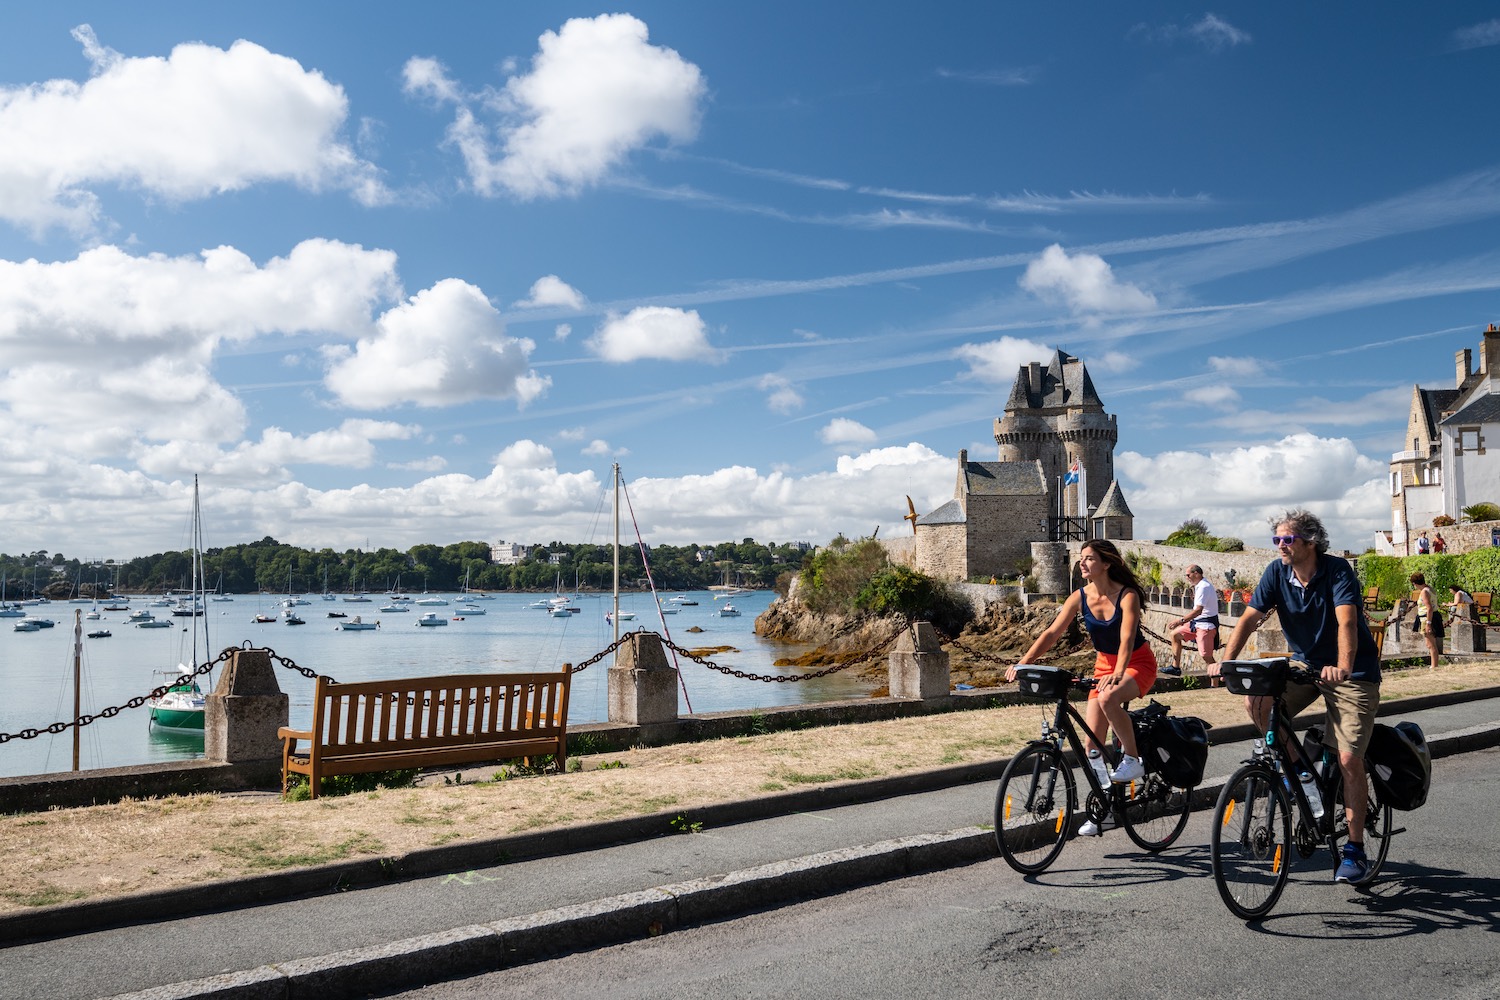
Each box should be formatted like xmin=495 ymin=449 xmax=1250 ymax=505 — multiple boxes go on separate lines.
xmin=279 ymin=671 xmax=570 ymax=798
xmin=1473 ymin=592 xmax=1493 ymax=624
xmin=1362 ymin=586 xmax=1380 ymax=613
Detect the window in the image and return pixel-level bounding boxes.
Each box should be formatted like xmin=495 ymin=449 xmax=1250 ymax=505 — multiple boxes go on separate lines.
xmin=1457 ymin=427 xmax=1483 ymax=455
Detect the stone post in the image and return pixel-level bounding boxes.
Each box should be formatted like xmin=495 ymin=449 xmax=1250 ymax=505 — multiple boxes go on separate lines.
xmin=608 ymin=631 xmax=679 ymax=725
xmin=888 ymin=621 xmax=951 ymax=700
xmin=205 ymin=648 xmax=289 ymax=763
xmin=1451 ymin=619 xmax=1487 ymax=654
xmin=1030 ymin=541 xmax=1069 ymax=598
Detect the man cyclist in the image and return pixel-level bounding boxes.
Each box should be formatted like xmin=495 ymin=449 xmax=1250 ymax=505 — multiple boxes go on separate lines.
xmin=1217 ymin=508 xmax=1381 ymax=884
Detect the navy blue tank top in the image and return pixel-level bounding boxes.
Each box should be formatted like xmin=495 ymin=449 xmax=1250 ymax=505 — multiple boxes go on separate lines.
xmin=1079 ymin=585 xmax=1144 ymax=654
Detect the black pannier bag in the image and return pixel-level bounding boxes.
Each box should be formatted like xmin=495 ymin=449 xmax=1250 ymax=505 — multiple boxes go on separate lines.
xmin=1129 ymin=700 xmax=1211 ymax=789
xmin=1366 ymin=720 xmax=1432 ymax=811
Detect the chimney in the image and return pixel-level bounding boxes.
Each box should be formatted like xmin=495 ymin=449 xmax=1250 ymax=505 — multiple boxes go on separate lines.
xmin=1028 ymin=361 xmax=1043 ymax=398
xmin=1485 ymin=327 xmax=1500 ymax=380
xmin=1457 ymin=348 xmax=1473 ymax=387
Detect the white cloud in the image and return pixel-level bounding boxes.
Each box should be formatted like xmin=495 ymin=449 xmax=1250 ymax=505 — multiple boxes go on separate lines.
xmin=514 ymin=274 xmax=586 ymax=310
xmin=1091 ymin=350 xmax=1140 ymax=374
xmin=1189 ymin=14 xmax=1253 ymax=51
xmin=1453 ymin=19 xmax=1500 ymax=50
xmin=758 ymin=374 xmax=804 ymax=413
xmin=418 ymin=14 xmax=706 ymax=199
xmin=1183 ymin=384 xmax=1240 ymax=409
xmin=494 ymin=439 xmax=554 ymax=469
xmin=954 ymin=336 xmax=1052 ymax=382
xmin=133 ymin=419 xmax=419 ymax=480
xmin=0 ymin=240 xmax=401 ymax=459
xmin=1116 ymin=433 xmax=1387 ymax=550
xmin=1207 ymin=355 xmax=1262 ymax=378
xmin=0 ymin=26 xmax=386 ymax=236
xmin=1130 ymin=15 xmax=1252 ymax=52
xmin=1019 ymin=245 xmax=1156 ymax=314
xmin=582 ymin=439 xmax=629 ymax=458
xmin=554 ymin=323 xmax=572 ymax=341
xmin=324 ymin=278 xmax=551 ymax=408
xmin=587 ymin=306 xmax=722 ymax=363
xmin=819 ymin=418 xmax=878 ymax=445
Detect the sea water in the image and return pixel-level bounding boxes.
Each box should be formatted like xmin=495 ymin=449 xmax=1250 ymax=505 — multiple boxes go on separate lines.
xmin=0 ymin=590 xmax=878 ymax=778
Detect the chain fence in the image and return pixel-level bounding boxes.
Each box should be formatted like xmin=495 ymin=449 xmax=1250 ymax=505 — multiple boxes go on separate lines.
xmin=0 ymin=643 xmax=338 ymax=746
xmin=658 ymin=620 xmax=908 ymax=683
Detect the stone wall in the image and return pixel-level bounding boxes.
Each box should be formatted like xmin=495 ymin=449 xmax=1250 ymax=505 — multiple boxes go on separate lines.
xmin=967 ymin=493 xmax=1050 ymax=579
xmin=913 ymin=522 xmax=968 ymax=581
xmin=1099 ymin=539 xmax=1277 ymax=591
xmin=1420 ymin=519 xmax=1500 ymax=555
xmin=880 ymin=535 xmax=917 ymax=568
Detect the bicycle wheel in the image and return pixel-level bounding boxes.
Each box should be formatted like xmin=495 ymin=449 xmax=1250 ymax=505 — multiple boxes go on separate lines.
xmin=1121 ymin=773 xmax=1191 ymax=852
xmin=994 ymin=742 xmax=1074 ymax=874
xmin=1211 ymin=764 xmax=1292 ymax=919
xmin=1329 ymin=768 xmax=1394 ymax=884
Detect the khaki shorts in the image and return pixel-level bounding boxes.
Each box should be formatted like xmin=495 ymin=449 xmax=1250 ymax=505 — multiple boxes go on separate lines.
xmin=1280 ymin=667 xmax=1380 ymax=757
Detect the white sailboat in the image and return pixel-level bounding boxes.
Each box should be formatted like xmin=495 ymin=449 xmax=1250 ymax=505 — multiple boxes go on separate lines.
xmin=0 ymin=575 xmax=24 ymax=618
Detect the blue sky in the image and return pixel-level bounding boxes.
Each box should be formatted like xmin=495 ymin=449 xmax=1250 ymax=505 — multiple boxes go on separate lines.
xmin=1 ymin=3 xmax=1498 ymax=560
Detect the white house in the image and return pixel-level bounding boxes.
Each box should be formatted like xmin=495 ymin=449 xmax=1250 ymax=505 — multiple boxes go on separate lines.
xmin=1390 ymin=323 xmax=1500 ymax=553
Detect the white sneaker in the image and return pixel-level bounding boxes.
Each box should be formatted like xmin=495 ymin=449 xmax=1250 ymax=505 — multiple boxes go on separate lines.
xmin=1079 ymin=814 xmax=1117 ymax=837
xmin=1112 ymin=755 xmax=1146 ymax=783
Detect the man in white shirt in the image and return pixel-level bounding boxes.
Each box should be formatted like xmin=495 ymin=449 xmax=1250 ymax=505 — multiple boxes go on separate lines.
xmin=1165 ymin=564 xmax=1219 ymax=676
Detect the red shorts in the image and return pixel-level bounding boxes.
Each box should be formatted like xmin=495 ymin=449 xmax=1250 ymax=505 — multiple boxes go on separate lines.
xmin=1091 ymin=643 xmax=1158 ymax=698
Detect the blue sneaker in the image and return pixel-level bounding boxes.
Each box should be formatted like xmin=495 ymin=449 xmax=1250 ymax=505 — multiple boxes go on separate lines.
xmin=1335 ymin=843 xmax=1369 ymax=884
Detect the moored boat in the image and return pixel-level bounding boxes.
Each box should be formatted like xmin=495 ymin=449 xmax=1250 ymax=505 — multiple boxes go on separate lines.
xmin=415 ymin=611 xmax=448 ymax=627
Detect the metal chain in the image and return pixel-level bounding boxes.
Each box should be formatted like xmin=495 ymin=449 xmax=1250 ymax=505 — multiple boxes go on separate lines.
xmin=0 ymin=645 xmax=236 ymax=744
xmin=260 ymin=645 xmax=334 ymax=683
xmin=659 ymin=620 xmax=907 ymax=683
xmin=569 ymin=633 xmax=633 ymax=674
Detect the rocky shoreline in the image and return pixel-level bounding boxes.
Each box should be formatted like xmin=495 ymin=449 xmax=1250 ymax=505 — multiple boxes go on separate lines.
xmin=756 ymin=596 xmax=1098 ymax=688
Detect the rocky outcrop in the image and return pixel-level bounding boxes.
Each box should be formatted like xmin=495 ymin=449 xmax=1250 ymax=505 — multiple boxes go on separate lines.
xmin=756 ymin=595 xmax=1096 ymax=687
xmin=755 ymin=598 xmax=904 ymax=654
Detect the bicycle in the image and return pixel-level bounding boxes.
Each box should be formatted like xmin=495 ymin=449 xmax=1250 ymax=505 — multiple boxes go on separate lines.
xmin=1210 ymin=657 xmax=1398 ymax=919
xmin=995 ymin=664 xmax=1192 ymax=874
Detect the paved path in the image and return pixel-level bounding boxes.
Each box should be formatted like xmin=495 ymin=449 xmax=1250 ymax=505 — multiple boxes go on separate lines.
xmin=0 ymin=695 xmax=1495 ymax=1000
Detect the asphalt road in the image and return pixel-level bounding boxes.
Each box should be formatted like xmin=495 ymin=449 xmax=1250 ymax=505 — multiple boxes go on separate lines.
xmin=392 ymin=747 xmax=1500 ymax=1000
xmin=0 ymin=695 xmax=1495 ymax=1000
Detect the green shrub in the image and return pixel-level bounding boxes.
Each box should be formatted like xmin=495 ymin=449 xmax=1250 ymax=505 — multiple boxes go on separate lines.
xmin=1214 ymin=537 xmax=1244 ymax=552
xmin=1432 ymin=514 xmax=1456 ymax=527
xmin=1462 ymin=503 xmax=1500 ymax=523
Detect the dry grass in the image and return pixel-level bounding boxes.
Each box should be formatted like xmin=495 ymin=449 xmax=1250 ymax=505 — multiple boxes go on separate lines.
xmin=1 ymin=659 xmax=1495 ymax=914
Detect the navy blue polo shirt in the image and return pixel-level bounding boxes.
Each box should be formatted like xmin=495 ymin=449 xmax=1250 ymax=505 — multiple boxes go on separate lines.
xmin=1249 ymin=554 xmax=1381 ymax=683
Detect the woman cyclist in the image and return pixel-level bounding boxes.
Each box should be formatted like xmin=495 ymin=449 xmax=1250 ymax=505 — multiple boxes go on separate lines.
xmin=1006 ymin=538 xmax=1159 ymax=835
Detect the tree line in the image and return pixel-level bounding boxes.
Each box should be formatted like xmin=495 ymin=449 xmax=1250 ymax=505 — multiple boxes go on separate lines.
xmin=1 ymin=537 xmax=812 ymax=598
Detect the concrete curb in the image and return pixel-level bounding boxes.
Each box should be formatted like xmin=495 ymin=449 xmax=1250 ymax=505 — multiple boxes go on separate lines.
xmin=106 ymin=719 xmax=1500 ymax=1000
xmin=11 ymin=682 xmax=1500 ymax=946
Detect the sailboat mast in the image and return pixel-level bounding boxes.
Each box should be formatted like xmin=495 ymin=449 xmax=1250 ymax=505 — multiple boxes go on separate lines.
xmin=191 ymin=475 xmax=208 ymax=673
xmin=612 ymin=463 xmax=620 ymax=652
xmin=73 ymin=609 xmax=82 ymax=771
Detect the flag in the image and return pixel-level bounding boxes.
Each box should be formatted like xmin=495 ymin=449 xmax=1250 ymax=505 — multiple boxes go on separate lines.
xmin=1063 ymin=459 xmax=1080 ymax=486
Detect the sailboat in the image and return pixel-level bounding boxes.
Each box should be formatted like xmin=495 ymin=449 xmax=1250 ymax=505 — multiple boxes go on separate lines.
xmin=0 ymin=575 xmax=24 ymax=618
xmin=148 ymin=476 xmax=212 ymax=734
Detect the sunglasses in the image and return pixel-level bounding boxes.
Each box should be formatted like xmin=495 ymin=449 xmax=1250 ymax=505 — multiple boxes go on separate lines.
xmin=1271 ymin=535 xmax=1305 ymax=547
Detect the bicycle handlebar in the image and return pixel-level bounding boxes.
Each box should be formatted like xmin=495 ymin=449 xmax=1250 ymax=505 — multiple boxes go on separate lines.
xmin=1012 ymin=663 xmax=1097 ymax=692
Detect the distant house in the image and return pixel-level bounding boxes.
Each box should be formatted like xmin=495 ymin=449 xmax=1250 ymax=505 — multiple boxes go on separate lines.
xmin=1389 ymin=323 xmax=1500 ymax=553
xmin=912 ymin=349 xmax=1134 ymax=582
xmin=491 ymin=541 xmax=531 ymax=565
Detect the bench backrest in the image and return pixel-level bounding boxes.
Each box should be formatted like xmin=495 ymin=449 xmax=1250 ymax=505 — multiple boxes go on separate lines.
xmin=308 ymin=671 xmax=570 ymax=757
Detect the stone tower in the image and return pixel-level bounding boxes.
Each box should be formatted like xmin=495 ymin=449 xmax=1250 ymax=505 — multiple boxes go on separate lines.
xmin=994 ymin=350 xmax=1118 ymax=518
